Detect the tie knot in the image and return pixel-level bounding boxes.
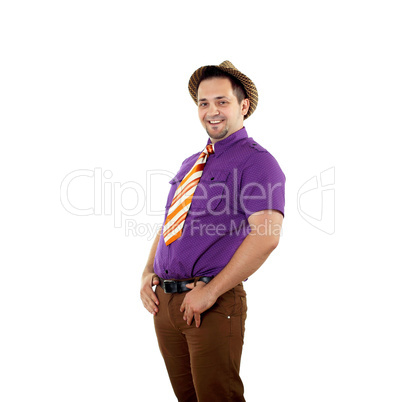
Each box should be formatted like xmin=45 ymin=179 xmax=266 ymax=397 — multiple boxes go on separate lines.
xmin=206 ymin=144 xmax=214 ymax=155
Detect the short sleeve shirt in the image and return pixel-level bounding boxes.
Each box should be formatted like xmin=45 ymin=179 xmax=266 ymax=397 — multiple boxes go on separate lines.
xmin=154 ymin=127 xmax=285 ymax=279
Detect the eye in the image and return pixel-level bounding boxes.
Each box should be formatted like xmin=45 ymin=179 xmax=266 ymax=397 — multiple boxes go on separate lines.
xmin=199 ymin=103 xmax=208 ymax=107
xmin=219 ymin=101 xmax=227 ymax=105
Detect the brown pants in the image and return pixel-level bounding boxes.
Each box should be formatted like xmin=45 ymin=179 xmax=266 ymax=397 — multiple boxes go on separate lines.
xmin=154 ymin=283 xmax=247 ymax=402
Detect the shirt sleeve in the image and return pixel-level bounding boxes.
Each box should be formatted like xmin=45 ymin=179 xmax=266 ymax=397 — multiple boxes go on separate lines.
xmin=239 ymin=151 xmax=286 ymax=218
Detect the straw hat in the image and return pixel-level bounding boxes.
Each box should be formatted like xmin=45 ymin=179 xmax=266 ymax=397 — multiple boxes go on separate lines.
xmin=188 ymin=60 xmax=258 ymax=119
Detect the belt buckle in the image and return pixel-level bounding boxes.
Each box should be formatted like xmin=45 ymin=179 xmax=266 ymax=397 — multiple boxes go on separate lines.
xmin=163 ymin=280 xmax=177 ymax=294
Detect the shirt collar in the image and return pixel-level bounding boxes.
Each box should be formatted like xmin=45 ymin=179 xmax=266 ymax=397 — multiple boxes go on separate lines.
xmin=206 ymin=126 xmax=248 ymax=157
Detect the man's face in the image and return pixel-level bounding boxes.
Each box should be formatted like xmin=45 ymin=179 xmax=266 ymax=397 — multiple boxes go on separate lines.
xmin=197 ymin=77 xmax=250 ymax=143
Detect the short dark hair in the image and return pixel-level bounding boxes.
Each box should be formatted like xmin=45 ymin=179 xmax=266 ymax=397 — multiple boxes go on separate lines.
xmin=197 ymin=66 xmax=247 ymax=104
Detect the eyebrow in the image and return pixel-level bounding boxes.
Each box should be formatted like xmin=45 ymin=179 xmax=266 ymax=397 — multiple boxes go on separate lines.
xmin=197 ymin=96 xmax=230 ymax=103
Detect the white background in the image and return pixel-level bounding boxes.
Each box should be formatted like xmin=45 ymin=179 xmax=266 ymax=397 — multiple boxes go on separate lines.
xmin=1 ymin=1 xmax=393 ymax=401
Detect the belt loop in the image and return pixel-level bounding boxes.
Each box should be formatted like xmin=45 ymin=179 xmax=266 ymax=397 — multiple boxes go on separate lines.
xmin=193 ymin=276 xmax=202 ymax=287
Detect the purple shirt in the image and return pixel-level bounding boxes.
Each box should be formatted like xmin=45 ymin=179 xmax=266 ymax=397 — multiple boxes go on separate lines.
xmin=154 ymin=127 xmax=285 ymax=280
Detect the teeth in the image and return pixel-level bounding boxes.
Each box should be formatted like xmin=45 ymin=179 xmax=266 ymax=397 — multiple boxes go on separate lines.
xmin=209 ymin=120 xmax=221 ymax=124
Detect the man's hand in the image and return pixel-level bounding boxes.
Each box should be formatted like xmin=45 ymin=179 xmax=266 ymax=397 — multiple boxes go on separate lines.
xmin=180 ymin=282 xmax=218 ymax=328
xmin=140 ymin=273 xmax=160 ymax=316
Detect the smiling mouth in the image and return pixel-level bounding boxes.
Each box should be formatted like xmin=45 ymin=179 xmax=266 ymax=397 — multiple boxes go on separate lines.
xmin=207 ymin=120 xmax=224 ymax=125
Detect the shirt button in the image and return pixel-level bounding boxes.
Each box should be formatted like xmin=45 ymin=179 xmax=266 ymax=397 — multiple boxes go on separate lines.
xmin=211 ymin=177 xmax=214 ymax=180
xmin=165 ymin=270 xmax=169 ymax=274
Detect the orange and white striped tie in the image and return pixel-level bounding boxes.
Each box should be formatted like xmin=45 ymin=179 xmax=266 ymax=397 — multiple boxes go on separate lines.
xmin=163 ymin=144 xmax=215 ymax=246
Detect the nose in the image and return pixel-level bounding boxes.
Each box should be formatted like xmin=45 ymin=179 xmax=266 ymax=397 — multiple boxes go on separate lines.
xmin=207 ymin=103 xmax=219 ymax=117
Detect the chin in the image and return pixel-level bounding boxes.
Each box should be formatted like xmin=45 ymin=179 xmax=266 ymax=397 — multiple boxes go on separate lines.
xmin=206 ymin=127 xmax=229 ymax=140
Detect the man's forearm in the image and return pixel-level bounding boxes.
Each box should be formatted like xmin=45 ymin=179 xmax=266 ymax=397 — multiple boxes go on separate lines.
xmin=205 ymin=210 xmax=282 ymax=299
xmin=142 ymin=229 xmax=161 ymax=276
xmin=140 ymin=229 xmax=162 ymax=316
xmin=206 ymin=233 xmax=278 ymax=299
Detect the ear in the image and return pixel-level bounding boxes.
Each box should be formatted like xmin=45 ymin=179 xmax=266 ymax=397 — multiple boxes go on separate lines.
xmin=241 ymin=98 xmax=250 ymax=116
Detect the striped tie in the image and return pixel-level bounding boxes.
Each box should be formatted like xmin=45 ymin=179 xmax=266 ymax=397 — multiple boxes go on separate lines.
xmin=163 ymin=144 xmax=215 ymax=246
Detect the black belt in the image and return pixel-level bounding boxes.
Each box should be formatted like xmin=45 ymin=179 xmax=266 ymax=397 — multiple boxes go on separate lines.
xmin=159 ymin=277 xmax=213 ymax=294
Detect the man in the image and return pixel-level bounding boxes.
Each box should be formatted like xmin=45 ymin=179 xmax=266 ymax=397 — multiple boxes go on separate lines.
xmin=140 ymin=61 xmax=285 ymax=401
